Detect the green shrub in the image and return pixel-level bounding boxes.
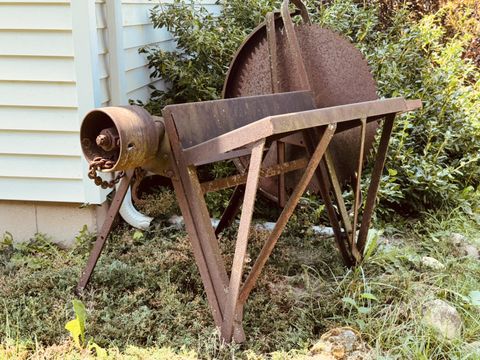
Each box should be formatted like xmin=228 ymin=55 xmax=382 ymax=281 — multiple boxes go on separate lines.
xmin=139 ymin=0 xmax=280 ymax=115
xmin=140 ymin=0 xmax=480 ymax=215
xmin=367 ymin=8 xmax=480 ymax=213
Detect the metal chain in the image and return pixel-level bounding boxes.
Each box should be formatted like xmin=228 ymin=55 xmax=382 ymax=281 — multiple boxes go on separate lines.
xmin=88 ymin=157 xmax=125 ymax=189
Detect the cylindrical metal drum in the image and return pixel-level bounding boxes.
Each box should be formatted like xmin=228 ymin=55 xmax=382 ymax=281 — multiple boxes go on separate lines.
xmin=80 ymin=106 xmax=165 ymax=172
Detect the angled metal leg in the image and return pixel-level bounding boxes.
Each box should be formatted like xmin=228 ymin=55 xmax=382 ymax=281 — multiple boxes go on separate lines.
xmin=237 ymin=124 xmax=336 ymax=306
xmin=177 ymin=167 xmax=247 ymax=342
xmin=171 ymin=177 xmax=224 ymax=322
xmin=215 ymin=185 xmax=245 ymax=237
xmin=221 ymin=140 xmax=265 ymax=342
xmin=277 ymin=141 xmax=287 ymax=207
xmin=349 ymin=117 xmax=367 ymax=262
xmin=164 ymin=114 xmax=246 ymax=343
xmin=323 ymin=151 xmax=352 ymax=236
xmin=76 ymin=170 xmax=134 ymax=293
xmin=356 ymin=114 xmax=396 ymax=254
xmin=303 ymin=130 xmax=355 ymax=267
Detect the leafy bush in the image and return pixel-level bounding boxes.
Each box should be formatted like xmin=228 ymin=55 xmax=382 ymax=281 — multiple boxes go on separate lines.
xmin=140 ymin=0 xmax=480 ymax=214
xmin=139 ymin=0 xmax=280 ymax=114
xmin=365 ymin=6 xmax=480 ymax=213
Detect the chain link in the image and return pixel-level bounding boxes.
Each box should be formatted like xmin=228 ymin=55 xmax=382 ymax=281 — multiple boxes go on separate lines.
xmin=88 ymin=157 xmax=125 ymax=189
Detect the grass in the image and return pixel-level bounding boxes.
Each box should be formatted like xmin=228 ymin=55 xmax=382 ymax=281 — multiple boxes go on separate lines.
xmin=0 ymin=193 xmax=479 ymax=359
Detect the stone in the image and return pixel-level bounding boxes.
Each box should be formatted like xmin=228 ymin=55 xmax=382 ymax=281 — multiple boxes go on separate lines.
xmin=460 ymin=244 xmax=479 ymax=259
xmin=464 ymin=341 xmax=480 ymax=356
xmin=449 ymin=232 xmax=480 ymax=259
xmin=421 ymin=256 xmax=445 ymax=270
xmin=450 ymin=232 xmax=468 ymax=245
xmin=308 ymin=327 xmax=371 ymax=359
xmin=422 ymin=299 xmax=462 ymax=339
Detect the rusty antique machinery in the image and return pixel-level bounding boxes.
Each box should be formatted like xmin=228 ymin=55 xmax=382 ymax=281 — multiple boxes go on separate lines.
xmin=76 ymin=0 xmax=421 ymax=343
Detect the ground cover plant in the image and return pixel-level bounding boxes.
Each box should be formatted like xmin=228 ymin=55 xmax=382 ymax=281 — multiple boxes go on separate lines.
xmin=1 ymin=0 xmax=479 ymax=358
xmin=1 ymin=202 xmax=480 ymax=359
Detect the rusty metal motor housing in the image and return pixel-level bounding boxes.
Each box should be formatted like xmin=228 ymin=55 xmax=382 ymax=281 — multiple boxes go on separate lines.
xmin=80 ymin=105 xmax=168 ymax=173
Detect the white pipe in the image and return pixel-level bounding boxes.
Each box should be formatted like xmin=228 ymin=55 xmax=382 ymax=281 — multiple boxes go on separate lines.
xmin=117 ymin=185 xmax=153 ymax=230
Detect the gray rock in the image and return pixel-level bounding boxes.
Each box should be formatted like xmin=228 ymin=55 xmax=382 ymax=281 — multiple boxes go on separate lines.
xmin=449 ymin=232 xmax=479 ymax=259
xmin=450 ymin=232 xmax=468 ymax=245
xmin=422 ymin=299 xmax=462 ymax=339
xmin=421 ymin=256 xmax=445 ymax=270
xmin=309 ymin=327 xmax=371 ymax=359
xmin=461 ymin=244 xmax=479 ymax=259
xmin=328 ymin=329 xmax=357 ymax=352
xmin=464 ymin=341 xmax=480 ymax=356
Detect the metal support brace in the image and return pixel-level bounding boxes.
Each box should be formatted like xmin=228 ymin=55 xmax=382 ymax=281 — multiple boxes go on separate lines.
xmin=221 ymin=140 xmax=265 ymax=342
xmin=76 ymin=170 xmax=134 ymax=293
xmin=237 ymin=124 xmax=337 ymax=307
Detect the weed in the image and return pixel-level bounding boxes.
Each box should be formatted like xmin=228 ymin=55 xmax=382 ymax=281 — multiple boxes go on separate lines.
xmin=1 ymin=207 xmax=479 ymax=358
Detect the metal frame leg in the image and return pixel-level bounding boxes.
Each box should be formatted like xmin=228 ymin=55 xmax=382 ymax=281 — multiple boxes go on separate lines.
xmin=349 ymin=117 xmax=367 ymax=262
xmin=215 ymin=185 xmax=245 ymax=237
xmin=323 ymin=152 xmax=352 ymax=236
xmin=318 ymin=114 xmax=397 ymax=263
xmin=76 ymin=170 xmax=135 ymax=293
xmin=164 ymin=114 xmax=246 ymax=342
xmin=236 ymin=124 xmax=336 ymax=308
xmin=356 ymin=114 xmax=396 ymax=254
xmin=303 ymin=130 xmax=355 ymax=267
xmin=277 ymin=141 xmax=287 ymax=207
xmin=221 ymin=140 xmax=265 ymax=342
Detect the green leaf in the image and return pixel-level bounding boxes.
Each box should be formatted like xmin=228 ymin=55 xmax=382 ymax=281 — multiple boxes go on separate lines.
xmin=363 ymin=228 xmax=381 ymax=260
xmin=388 ymin=168 xmax=398 ymax=176
xmin=342 ymin=297 xmax=357 ymax=308
xmin=65 ymin=318 xmax=83 ymax=348
xmin=360 ymin=292 xmax=379 ymax=301
xmin=133 ymin=230 xmax=144 ymax=240
xmin=72 ymin=300 xmax=87 ymax=327
xmin=357 ymin=306 xmax=372 ymax=314
xmin=65 ymin=300 xmax=87 ymax=348
xmin=88 ymin=341 xmax=108 ymax=359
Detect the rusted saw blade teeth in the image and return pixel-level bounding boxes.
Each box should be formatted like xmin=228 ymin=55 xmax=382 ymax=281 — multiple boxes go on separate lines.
xmin=224 ymin=21 xmax=379 ymax=199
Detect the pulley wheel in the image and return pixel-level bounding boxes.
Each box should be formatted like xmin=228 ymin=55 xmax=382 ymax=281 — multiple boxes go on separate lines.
xmin=223 ymin=20 xmax=378 ymax=202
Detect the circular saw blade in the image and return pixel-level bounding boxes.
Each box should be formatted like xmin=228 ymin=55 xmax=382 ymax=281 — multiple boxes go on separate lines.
xmin=223 ymin=21 xmax=378 ymax=200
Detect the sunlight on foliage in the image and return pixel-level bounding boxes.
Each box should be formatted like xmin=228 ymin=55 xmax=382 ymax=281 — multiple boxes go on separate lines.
xmin=65 ymin=300 xmax=87 ymax=348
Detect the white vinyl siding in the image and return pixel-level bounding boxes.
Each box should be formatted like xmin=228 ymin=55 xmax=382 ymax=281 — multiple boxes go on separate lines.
xmin=0 ymin=3 xmax=72 ymax=30
xmin=121 ymin=0 xmax=219 ymax=103
xmin=96 ymin=0 xmax=111 ymax=107
xmin=0 ymin=82 xmax=78 ymax=108
xmin=122 ymin=0 xmax=170 ymax=102
xmin=0 ymin=178 xmax=87 ymax=203
xmin=0 ymin=0 xmax=89 ymax=203
xmin=0 ymin=107 xmax=79 ymax=132
xmin=0 ymin=30 xmax=74 ymax=57
xmin=0 ymin=154 xmax=82 ymax=179
xmin=0 ymin=0 xmax=220 ymax=204
xmin=0 ymin=57 xmax=75 ymax=82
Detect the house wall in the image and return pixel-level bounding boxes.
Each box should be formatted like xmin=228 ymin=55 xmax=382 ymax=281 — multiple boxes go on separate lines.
xmin=0 ymin=0 xmax=111 ymax=244
xmin=0 ymin=0 xmax=221 ymax=245
xmin=0 ymin=0 xmax=87 ymax=202
xmin=122 ymin=0 xmax=169 ymax=102
xmin=96 ymin=0 xmax=111 ymax=107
